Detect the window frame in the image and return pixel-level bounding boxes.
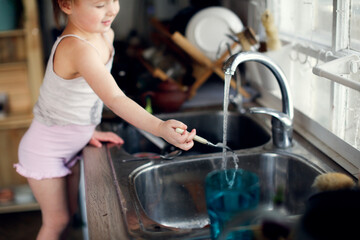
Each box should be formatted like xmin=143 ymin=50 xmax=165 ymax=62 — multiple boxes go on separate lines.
xmin=261 ymin=0 xmax=360 ymax=175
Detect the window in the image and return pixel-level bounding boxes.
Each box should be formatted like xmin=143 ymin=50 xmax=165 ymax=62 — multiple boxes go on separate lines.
xmin=273 ymin=0 xmax=333 ymax=46
xmin=350 ymin=1 xmax=360 ymax=51
xmin=258 ymin=0 xmax=360 ymax=169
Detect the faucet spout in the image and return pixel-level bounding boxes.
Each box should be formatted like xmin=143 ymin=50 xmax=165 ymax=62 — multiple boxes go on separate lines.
xmin=223 ymin=52 xmax=294 ymax=148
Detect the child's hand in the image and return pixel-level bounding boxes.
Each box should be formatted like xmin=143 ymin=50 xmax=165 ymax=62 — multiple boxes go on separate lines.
xmin=159 ymin=120 xmax=196 ymax=151
xmin=89 ymin=130 xmax=124 ymax=148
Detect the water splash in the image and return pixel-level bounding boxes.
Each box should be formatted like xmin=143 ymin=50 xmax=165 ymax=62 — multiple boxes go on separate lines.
xmin=225 ymin=152 xmax=240 ymax=187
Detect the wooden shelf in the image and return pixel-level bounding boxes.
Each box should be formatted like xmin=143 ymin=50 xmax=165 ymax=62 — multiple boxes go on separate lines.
xmin=0 ymin=61 xmax=27 ymax=69
xmin=0 ymin=29 xmax=26 ymax=38
xmin=0 ymin=201 xmax=39 ymax=214
xmin=0 ymin=1 xmax=43 ymax=215
xmin=0 ymin=113 xmax=33 ymax=130
xmin=0 ymin=185 xmax=39 ymax=214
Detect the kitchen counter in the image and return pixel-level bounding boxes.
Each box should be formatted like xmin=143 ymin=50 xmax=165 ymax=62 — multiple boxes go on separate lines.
xmin=83 ymin=145 xmax=130 ymax=239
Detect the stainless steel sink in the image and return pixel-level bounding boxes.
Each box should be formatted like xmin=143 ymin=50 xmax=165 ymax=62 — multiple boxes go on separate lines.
xmin=131 ymin=152 xmax=323 ymax=230
xmin=102 ymin=110 xmax=349 ymax=239
xmin=101 ymin=111 xmax=271 ymax=158
xmin=120 ymin=153 xmax=324 ymax=240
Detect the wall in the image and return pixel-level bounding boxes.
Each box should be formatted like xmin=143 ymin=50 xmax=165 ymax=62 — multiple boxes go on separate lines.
xmin=38 ymin=0 xmax=191 ymax=59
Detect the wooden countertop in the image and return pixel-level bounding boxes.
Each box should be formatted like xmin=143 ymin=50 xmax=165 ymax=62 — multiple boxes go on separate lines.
xmin=83 ymin=145 xmax=129 ymax=239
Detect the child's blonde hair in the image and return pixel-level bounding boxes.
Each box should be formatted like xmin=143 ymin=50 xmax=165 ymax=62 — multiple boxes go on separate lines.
xmin=52 ymin=0 xmax=70 ymax=28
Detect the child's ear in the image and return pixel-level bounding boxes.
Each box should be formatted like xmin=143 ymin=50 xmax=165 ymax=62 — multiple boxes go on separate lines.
xmin=58 ymin=0 xmax=73 ymax=15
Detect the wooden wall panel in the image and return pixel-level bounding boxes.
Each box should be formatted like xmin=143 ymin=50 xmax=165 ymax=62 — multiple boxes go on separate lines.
xmin=0 ymin=63 xmax=32 ymax=114
xmin=0 ymin=128 xmax=28 ymax=187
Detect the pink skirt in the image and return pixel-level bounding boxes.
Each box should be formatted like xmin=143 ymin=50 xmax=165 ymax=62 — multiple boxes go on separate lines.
xmin=14 ymin=119 xmax=96 ymax=180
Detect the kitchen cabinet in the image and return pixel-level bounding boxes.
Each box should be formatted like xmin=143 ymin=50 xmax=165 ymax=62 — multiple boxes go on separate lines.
xmin=0 ymin=0 xmax=43 ymax=213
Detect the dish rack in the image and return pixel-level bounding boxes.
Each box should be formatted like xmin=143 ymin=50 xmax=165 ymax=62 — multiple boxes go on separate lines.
xmin=146 ymin=18 xmax=250 ymax=99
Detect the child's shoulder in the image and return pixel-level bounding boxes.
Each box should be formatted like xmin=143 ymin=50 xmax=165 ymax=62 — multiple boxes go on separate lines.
xmin=59 ymin=35 xmax=91 ymax=47
xmin=57 ymin=35 xmax=97 ymax=56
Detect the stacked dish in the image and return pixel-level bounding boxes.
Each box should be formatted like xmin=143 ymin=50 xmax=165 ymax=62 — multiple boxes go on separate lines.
xmin=185 ymin=7 xmax=243 ymax=61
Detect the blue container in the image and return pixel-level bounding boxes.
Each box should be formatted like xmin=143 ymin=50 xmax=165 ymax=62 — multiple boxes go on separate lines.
xmin=205 ymin=169 xmax=260 ymax=240
xmin=0 ymin=0 xmax=18 ymax=31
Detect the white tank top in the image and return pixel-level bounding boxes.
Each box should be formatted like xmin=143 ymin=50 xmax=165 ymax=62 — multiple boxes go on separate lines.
xmin=33 ymin=34 xmax=114 ymax=126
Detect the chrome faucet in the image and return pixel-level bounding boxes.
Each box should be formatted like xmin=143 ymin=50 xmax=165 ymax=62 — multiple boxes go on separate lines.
xmin=223 ymin=52 xmax=294 ymax=148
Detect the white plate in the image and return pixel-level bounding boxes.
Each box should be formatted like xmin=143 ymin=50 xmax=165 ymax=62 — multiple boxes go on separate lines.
xmin=185 ymin=7 xmax=243 ymax=61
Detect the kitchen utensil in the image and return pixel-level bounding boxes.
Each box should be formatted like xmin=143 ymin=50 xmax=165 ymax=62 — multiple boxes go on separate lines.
xmin=160 ymin=149 xmax=182 ymax=160
xmin=261 ymin=9 xmax=281 ymax=51
xmin=231 ymin=27 xmax=258 ymax=52
xmin=125 ymin=149 xmax=182 ymax=162
xmin=175 ymin=128 xmax=232 ymax=151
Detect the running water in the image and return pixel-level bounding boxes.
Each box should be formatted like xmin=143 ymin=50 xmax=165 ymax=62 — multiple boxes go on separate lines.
xmin=222 ymin=74 xmax=239 ymax=187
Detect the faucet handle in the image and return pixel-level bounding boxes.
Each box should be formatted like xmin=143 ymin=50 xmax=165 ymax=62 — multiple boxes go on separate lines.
xmin=249 ymin=107 xmax=293 ymax=148
xmin=249 ymin=107 xmax=293 ymax=129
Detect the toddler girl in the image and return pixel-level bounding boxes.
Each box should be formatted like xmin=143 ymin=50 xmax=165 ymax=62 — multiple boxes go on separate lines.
xmin=14 ymin=0 xmax=196 ymax=239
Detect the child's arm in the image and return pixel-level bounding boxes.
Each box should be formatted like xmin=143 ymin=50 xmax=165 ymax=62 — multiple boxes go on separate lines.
xmin=69 ymin=38 xmax=196 ymax=150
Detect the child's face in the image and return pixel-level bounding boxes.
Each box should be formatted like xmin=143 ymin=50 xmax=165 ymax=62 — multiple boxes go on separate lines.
xmin=69 ymin=0 xmax=120 ymax=33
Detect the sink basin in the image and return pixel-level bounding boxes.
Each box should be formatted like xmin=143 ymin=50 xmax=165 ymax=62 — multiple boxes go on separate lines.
xmin=101 ymin=110 xmax=348 ymax=239
xmin=101 ymin=111 xmax=270 ymax=157
xmin=130 ymin=152 xmax=324 ymax=233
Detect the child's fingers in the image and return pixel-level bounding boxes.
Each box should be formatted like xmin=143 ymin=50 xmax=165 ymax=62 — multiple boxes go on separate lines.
xmin=175 ymin=128 xmax=196 ymax=142
xmin=168 ymin=119 xmax=187 ymax=132
xmin=91 ymin=131 xmax=124 ymax=146
xmin=105 ymin=132 xmax=125 ymax=144
xmin=179 ymin=138 xmax=194 ymax=151
xmin=186 ymin=129 xmax=196 ymax=142
xmin=89 ymin=137 xmax=102 ymax=148
xmin=97 ymin=131 xmax=124 ymax=144
xmin=173 ymin=128 xmax=196 ymax=150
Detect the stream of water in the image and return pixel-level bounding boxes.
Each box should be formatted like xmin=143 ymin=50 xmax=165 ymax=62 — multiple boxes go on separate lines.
xmin=222 ymin=74 xmax=239 ymax=186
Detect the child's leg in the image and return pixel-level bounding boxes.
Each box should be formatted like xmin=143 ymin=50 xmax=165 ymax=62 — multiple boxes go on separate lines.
xmin=66 ymin=161 xmax=80 ymax=217
xmin=59 ymin=162 xmax=81 ymax=239
xmin=28 ymin=177 xmax=70 ymax=240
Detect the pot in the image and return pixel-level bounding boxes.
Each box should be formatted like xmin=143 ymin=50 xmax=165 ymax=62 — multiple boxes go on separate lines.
xmin=143 ymin=80 xmax=189 ymax=113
